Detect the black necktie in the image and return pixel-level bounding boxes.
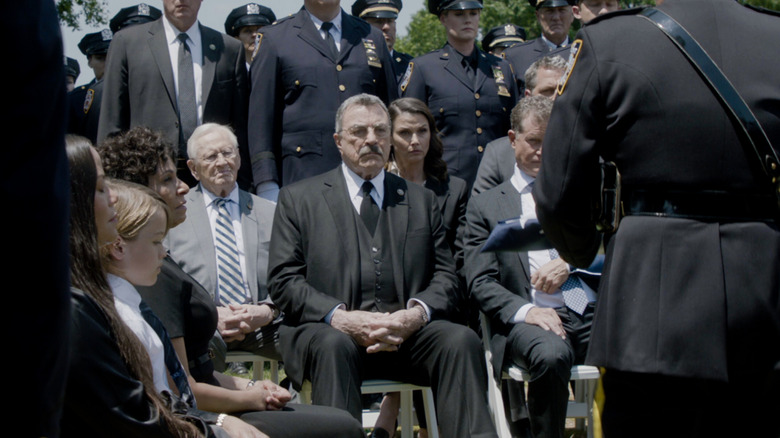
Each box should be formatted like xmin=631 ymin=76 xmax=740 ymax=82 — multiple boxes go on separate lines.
xmin=176 ymin=33 xmax=197 ymax=145
xmin=360 ymin=181 xmax=379 ymax=236
xmin=321 ymin=21 xmax=338 ymax=59
xmin=139 ymin=301 xmax=197 ymax=407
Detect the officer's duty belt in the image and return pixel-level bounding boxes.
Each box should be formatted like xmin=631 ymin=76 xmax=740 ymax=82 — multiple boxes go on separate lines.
xmin=623 ymin=189 xmax=777 ymax=222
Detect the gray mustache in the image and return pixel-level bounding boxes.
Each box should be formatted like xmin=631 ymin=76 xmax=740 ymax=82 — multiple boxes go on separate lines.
xmin=358 ymin=144 xmax=384 ymax=157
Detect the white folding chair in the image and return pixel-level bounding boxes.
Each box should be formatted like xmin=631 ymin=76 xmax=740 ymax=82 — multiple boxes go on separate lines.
xmin=225 ymin=350 xmax=279 ymax=383
xmin=300 ymin=379 xmax=439 ymax=438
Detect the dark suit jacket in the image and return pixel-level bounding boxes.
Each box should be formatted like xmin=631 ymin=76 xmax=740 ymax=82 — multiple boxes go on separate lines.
xmin=268 ymin=167 xmax=459 ymax=382
xmin=534 ymin=0 xmax=780 ymax=381
xmin=471 ymin=135 xmax=515 ymax=197
xmin=97 ymin=18 xmax=250 ymax=186
xmin=248 ymin=9 xmax=398 ymax=187
xmin=503 ymin=38 xmax=569 ymax=91
xmin=425 ymin=175 xmax=468 ymax=271
xmin=402 ymin=44 xmax=518 ymax=189
xmin=464 ymin=181 xmax=533 ymax=377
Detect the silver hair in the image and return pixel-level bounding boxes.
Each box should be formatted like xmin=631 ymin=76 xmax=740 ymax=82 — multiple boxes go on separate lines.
xmin=524 ymin=55 xmax=567 ymax=92
xmin=334 ymin=93 xmax=390 ymax=134
xmin=510 ymin=95 xmax=553 ymax=132
xmin=186 ymin=123 xmax=238 ymax=161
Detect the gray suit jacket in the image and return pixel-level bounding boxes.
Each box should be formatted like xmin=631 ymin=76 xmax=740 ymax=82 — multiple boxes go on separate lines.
xmin=471 ymin=136 xmax=515 ymax=197
xmin=98 ymin=19 xmax=249 ymax=183
xmin=166 ymin=184 xmax=275 ymax=305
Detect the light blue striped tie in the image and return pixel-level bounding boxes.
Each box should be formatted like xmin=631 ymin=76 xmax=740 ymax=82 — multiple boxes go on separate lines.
xmin=549 ymin=248 xmax=589 ymax=315
xmin=215 ymin=198 xmax=247 ymax=305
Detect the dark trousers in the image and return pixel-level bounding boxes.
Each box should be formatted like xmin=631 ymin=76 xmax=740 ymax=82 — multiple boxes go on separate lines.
xmin=602 ymin=368 xmax=780 ymax=438
xmin=238 ymin=403 xmax=365 ymax=438
xmin=300 ymin=320 xmax=498 ymax=438
xmin=504 ymin=304 xmax=593 ymax=438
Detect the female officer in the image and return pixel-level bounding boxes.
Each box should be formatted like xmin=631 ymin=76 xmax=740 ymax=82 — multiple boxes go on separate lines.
xmin=401 ymin=0 xmax=518 ymax=190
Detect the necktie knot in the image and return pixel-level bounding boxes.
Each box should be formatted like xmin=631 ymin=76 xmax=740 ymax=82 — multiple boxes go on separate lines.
xmin=361 ymin=181 xmax=373 ymax=197
xmin=321 ymin=21 xmax=334 ymax=32
xmin=177 ymin=32 xmax=189 ymax=45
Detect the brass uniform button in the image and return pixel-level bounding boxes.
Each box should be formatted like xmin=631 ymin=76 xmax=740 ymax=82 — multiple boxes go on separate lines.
xmin=477 ymin=146 xmax=484 ymax=153
xmin=439 ymin=108 xmax=444 ymax=113
xmin=296 ymin=146 xmax=302 ymax=153
xmin=339 ymin=84 xmax=346 ymax=91
xmin=475 ymin=93 xmax=480 ymax=99
xmin=295 ymin=80 xmax=300 ymax=86
xmin=477 ymin=127 xmax=483 ymax=134
xmin=336 ymin=65 xmax=343 ymax=71
xmin=475 ymin=110 xmax=482 ymax=117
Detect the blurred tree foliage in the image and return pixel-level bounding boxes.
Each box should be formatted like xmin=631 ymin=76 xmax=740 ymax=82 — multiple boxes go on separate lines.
xmin=397 ymin=0 xmax=779 ymax=57
xmin=57 ymin=0 xmax=108 ymax=30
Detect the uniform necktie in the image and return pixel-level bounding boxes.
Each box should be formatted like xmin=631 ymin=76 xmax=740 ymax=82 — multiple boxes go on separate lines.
xmin=360 ymin=181 xmax=379 ymax=236
xmin=139 ymin=301 xmax=197 ymax=408
xmin=548 ymin=248 xmax=589 ymax=315
xmin=214 ymin=198 xmax=248 ymax=305
xmin=177 ymin=33 xmax=197 ymax=144
xmin=321 ymin=21 xmax=338 ymax=59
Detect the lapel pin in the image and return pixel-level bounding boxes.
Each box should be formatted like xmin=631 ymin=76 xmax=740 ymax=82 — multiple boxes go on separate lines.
xmin=209 ymin=44 xmax=216 ymax=51
xmin=397 ymin=189 xmax=404 ymax=196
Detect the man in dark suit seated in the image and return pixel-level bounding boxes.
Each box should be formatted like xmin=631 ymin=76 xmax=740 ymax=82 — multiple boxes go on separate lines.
xmin=465 ymin=96 xmax=598 ymax=438
xmin=268 ymin=93 xmax=498 ymax=438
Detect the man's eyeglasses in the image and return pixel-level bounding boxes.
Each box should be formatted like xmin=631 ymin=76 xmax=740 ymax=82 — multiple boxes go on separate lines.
xmin=339 ymin=124 xmax=391 ymax=139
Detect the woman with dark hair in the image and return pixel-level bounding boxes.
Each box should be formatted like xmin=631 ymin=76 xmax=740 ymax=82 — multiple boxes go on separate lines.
xmin=61 ymin=134 xmax=209 ymax=437
xmin=388 ymin=97 xmax=468 ymax=272
xmin=373 ymin=98 xmax=470 ymax=438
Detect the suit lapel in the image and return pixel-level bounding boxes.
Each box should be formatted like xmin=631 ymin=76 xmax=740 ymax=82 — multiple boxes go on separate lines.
xmin=147 ymin=20 xmax=177 ymax=110
xmin=238 ymin=190 xmax=259 ymax=303
xmin=441 ymin=45 xmax=474 ymax=91
xmin=322 ymin=169 xmax=360 ymax=308
xmin=295 ymin=9 xmax=337 ymax=62
xmin=474 ymin=50 xmax=490 ymax=93
xmin=200 ymin=24 xmax=218 ymax=109
xmin=188 ymin=187 xmax=219 ymax=298
xmin=384 ymin=175 xmax=409 ymax=304
xmin=338 ymin=12 xmax=360 ymax=64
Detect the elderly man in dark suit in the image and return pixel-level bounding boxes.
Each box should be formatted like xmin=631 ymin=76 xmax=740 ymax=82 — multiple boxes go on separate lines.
xmin=268 ymin=93 xmax=497 ymax=438
xmin=166 ymin=123 xmax=281 ymax=367
xmin=533 ymin=1 xmax=780 ymax=436
xmin=466 ymin=96 xmax=598 ymax=438
xmin=249 ymin=0 xmax=397 ymax=201
xmin=98 ymin=0 xmax=251 ymax=190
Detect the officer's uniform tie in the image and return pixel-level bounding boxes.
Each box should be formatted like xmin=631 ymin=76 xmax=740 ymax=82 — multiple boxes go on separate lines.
xmin=321 ymin=21 xmax=338 ymax=59
xmin=214 ymin=198 xmax=248 ymax=305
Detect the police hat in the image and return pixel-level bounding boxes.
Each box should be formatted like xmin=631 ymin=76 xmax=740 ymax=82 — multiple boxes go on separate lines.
xmin=78 ymin=29 xmax=113 ymax=56
xmin=224 ymin=3 xmax=276 ymax=36
xmin=352 ymin=0 xmax=402 ymax=19
xmin=110 ymin=3 xmax=162 ymax=33
xmin=482 ymin=24 xmax=526 ymax=52
xmin=428 ymin=0 xmax=483 ymax=16
xmin=65 ymin=57 xmax=80 ymax=80
xmin=527 ymin=0 xmax=574 ymax=8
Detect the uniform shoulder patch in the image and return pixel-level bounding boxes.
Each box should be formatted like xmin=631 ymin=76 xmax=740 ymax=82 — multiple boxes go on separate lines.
xmin=251 ymin=33 xmax=263 ymax=62
xmin=83 ymin=88 xmax=95 ymax=114
xmin=557 ymin=39 xmax=583 ymax=96
xmin=400 ymin=61 xmax=414 ymax=93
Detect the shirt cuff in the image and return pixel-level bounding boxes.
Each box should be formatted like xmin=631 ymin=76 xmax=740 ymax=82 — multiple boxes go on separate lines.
xmin=406 ymin=299 xmax=432 ymax=321
xmin=324 ymin=303 xmax=347 ymax=325
xmin=512 ymin=303 xmax=536 ymax=324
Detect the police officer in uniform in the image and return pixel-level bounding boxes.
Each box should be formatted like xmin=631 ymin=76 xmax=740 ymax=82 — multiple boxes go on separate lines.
xmin=482 ymin=23 xmax=526 ymax=57
xmin=401 ymin=0 xmax=518 ymax=190
xmin=351 ymin=0 xmax=412 ymax=84
xmin=533 ymin=1 xmax=780 ymax=436
xmin=225 ymin=3 xmax=277 ymax=68
xmin=248 ymin=0 xmax=398 ymax=199
xmin=64 ymin=57 xmax=80 ymax=92
xmin=503 ymin=0 xmax=573 ymax=92
xmin=109 ymin=3 xmax=162 ymax=34
xmin=67 ymin=29 xmax=112 ymax=143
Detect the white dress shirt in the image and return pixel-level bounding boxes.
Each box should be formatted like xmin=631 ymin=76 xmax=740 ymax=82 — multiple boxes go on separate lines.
xmin=509 ymin=165 xmax=596 ymax=323
xmin=109 ymin=273 xmax=173 ymax=394
xmin=162 ymin=17 xmax=204 ymax=125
